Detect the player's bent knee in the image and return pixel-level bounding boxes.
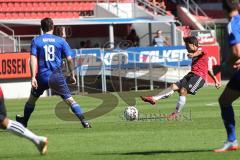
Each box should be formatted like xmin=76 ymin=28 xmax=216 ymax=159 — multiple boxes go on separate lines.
xmin=179 ymin=88 xmax=187 ymax=96
xmin=65 ymin=97 xmax=76 ymax=105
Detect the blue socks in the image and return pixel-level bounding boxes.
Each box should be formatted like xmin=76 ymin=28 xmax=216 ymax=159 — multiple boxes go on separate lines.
xmin=70 ymin=103 xmax=84 ymax=121
xmin=220 ymin=105 xmax=236 ymax=142
xmin=24 ymin=103 xmax=35 ymax=123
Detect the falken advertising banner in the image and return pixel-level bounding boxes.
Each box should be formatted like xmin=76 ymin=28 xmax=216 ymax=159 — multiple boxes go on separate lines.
xmin=73 ymin=46 xmax=219 ymax=68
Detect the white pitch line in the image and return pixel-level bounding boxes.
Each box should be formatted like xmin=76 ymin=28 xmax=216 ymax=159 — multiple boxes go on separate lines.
xmin=206 ymin=102 xmax=218 ymax=106
xmin=206 ymin=102 xmax=240 ymax=107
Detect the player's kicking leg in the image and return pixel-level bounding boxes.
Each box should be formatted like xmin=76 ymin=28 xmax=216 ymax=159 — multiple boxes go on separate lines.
xmin=140 ymin=83 xmax=183 ymax=118
xmin=65 ymin=97 xmax=91 ymax=128
xmin=140 ymin=84 xmax=178 ymax=105
xmin=0 ymin=87 xmax=48 ymax=155
xmin=214 ymin=86 xmax=240 ymax=152
xmin=1 ymin=118 xmax=48 ymax=155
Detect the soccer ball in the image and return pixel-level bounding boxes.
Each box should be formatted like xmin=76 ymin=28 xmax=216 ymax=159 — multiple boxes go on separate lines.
xmin=124 ymin=106 xmax=138 ymax=121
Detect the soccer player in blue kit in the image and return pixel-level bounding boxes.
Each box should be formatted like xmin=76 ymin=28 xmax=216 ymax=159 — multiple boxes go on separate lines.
xmin=16 ymin=17 xmax=91 ymax=128
xmin=214 ymin=0 xmax=240 ymax=152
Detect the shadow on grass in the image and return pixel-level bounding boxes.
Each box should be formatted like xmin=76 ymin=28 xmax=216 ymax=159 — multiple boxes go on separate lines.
xmin=0 ymin=153 xmax=40 ymax=159
xmin=97 ymin=149 xmax=213 ymax=155
xmin=122 ymin=149 xmax=213 ymax=155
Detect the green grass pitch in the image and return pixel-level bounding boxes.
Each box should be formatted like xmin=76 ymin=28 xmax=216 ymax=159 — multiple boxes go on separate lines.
xmin=1 ymin=86 xmax=240 ymax=160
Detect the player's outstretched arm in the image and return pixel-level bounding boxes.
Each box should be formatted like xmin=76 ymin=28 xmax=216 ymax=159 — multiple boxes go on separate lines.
xmin=30 ymin=55 xmax=38 ymax=89
xmin=187 ymin=50 xmax=203 ymax=58
xmin=208 ymin=70 xmax=221 ymax=89
xmin=66 ymin=56 xmax=76 ymax=84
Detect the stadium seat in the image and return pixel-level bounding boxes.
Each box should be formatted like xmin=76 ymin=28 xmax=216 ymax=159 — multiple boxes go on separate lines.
xmin=7 ymin=2 xmax=14 ymax=11
xmin=18 ymin=12 xmax=25 ymax=19
xmin=30 ymin=12 xmax=37 ymax=18
xmin=1 ymin=3 xmax=9 ymax=12
xmin=0 ymin=13 xmax=4 ymax=18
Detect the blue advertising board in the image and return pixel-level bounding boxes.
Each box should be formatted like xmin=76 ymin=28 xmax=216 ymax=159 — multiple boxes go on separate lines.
xmin=72 ymin=46 xmax=191 ymax=69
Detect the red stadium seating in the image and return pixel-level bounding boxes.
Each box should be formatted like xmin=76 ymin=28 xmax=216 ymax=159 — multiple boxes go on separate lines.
xmin=0 ymin=0 xmax=133 ymax=19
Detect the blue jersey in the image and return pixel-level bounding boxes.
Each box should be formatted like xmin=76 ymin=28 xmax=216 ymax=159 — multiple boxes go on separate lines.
xmin=227 ymin=14 xmax=240 ymax=92
xmin=30 ymin=34 xmax=72 ymax=74
xmin=228 ymin=14 xmax=240 ymax=46
xmin=30 ymin=34 xmax=72 ymax=99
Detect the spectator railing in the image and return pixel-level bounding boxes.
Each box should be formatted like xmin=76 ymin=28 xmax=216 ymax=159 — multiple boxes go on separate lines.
xmin=0 ymin=23 xmax=16 ymax=53
xmin=181 ymin=0 xmax=216 ymax=30
xmin=135 ymin=0 xmax=167 ymax=16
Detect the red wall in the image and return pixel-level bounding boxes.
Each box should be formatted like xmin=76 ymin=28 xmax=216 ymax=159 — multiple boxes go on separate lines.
xmin=202 ymin=45 xmax=221 ymax=84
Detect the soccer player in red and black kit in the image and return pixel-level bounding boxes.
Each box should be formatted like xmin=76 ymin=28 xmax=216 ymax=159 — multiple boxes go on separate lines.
xmin=0 ymin=86 xmax=48 ymax=155
xmin=141 ymin=36 xmax=221 ymax=117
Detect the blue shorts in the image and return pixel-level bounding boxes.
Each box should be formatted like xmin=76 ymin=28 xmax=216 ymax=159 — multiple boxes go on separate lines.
xmin=31 ymin=69 xmax=72 ymax=100
xmin=227 ymin=70 xmax=240 ymax=91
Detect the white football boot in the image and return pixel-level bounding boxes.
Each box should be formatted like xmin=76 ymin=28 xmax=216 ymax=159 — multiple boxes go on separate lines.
xmin=35 ymin=136 xmax=48 ymax=155
xmin=214 ymin=140 xmax=239 ymax=152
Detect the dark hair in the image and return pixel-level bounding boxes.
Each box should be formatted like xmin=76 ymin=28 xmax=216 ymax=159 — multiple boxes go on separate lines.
xmin=41 ymin=17 xmax=54 ymax=32
xmin=130 ymin=29 xmax=137 ymax=35
xmin=183 ymin=36 xmax=199 ymax=47
xmin=223 ymin=0 xmax=239 ymax=13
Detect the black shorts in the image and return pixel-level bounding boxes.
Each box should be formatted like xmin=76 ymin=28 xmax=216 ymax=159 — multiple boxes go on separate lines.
xmin=0 ymin=87 xmax=7 ymax=122
xmin=176 ymin=72 xmax=205 ymax=95
xmin=227 ymin=70 xmax=240 ymax=91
